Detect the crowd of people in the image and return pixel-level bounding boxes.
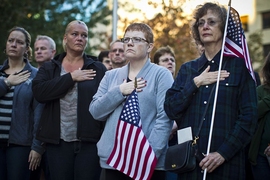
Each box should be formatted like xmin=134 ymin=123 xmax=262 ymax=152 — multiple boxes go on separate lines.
xmin=0 ymin=2 xmax=269 ymax=180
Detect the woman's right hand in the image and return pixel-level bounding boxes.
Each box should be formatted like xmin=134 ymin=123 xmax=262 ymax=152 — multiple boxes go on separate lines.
xmin=120 ymin=77 xmax=146 ymax=96
xmin=7 ymin=70 xmax=30 ymax=86
xmin=71 ymin=69 xmax=96 ymax=81
xmin=193 ymin=66 xmax=230 ymax=87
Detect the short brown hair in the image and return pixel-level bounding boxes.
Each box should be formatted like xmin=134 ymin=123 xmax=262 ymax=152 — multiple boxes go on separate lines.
xmin=124 ymin=23 xmax=154 ymax=43
xmin=153 ymin=46 xmax=175 ymax=64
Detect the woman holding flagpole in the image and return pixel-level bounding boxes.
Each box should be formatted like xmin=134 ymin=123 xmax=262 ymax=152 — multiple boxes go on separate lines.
xmin=90 ymin=23 xmax=174 ymax=180
xmin=164 ymin=2 xmax=257 ymax=180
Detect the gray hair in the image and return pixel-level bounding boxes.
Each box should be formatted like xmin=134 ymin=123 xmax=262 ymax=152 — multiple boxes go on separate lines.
xmin=35 ymin=35 xmax=56 ymax=50
xmin=109 ymin=39 xmax=123 ymax=50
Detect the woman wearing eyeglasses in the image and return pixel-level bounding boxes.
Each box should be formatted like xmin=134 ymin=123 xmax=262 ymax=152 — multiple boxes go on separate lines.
xmin=164 ymin=2 xmax=257 ymax=180
xmin=90 ymin=23 xmax=174 ymax=180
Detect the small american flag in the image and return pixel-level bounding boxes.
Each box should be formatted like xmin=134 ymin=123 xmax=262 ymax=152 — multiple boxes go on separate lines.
xmin=224 ymin=6 xmax=256 ymax=82
xmin=107 ymin=90 xmax=157 ymax=180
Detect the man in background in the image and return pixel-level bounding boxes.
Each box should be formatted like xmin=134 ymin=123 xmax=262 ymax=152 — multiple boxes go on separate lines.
xmin=30 ymin=35 xmax=56 ymax=180
xmin=109 ymin=39 xmax=127 ymax=68
xmin=34 ymin=35 xmax=56 ymax=68
xmin=98 ymin=50 xmax=112 ymax=70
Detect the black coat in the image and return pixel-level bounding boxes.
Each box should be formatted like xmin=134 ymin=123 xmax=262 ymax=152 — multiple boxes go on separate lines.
xmin=32 ymin=53 xmax=107 ymax=144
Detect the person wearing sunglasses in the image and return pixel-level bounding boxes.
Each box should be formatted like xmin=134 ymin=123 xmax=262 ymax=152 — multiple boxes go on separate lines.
xmin=90 ymin=23 xmax=174 ymax=180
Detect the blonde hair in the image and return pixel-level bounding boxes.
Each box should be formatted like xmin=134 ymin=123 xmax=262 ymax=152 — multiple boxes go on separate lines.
xmin=62 ymin=20 xmax=88 ymax=51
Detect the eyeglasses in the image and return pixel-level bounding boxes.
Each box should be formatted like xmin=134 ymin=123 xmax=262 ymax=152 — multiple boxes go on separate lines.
xmin=111 ymin=48 xmax=124 ymax=53
xmin=197 ymin=20 xmax=220 ymax=27
xmin=121 ymin=37 xmax=149 ymax=44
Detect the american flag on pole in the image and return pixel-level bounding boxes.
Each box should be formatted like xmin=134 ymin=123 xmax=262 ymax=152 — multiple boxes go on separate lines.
xmin=224 ymin=6 xmax=256 ymax=82
xmin=107 ymin=90 xmax=157 ymax=180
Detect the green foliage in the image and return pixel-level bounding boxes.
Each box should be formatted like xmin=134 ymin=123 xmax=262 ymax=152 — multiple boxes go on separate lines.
xmin=0 ymin=0 xmax=111 ymax=65
xmin=144 ymin=0 xmax=198 ymax=72
xmin=117 ymin=0 xmax=198 ymax=72
xmin=117 ymin=0 xmax=265 ymax=74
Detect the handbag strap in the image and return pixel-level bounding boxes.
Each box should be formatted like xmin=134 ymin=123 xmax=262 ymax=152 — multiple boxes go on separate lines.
xmin=192 ymin=60 xmax=228 ymax=145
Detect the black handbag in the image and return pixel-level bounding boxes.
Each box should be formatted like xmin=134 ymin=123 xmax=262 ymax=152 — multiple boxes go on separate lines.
xmin=164 ymin=83 xmax=217 ymax=174
xmin=164 ymin=139 xmax=197 ymax=173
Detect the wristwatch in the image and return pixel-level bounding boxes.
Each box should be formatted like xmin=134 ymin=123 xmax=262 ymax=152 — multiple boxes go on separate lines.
xmin=4 ymin=78 xmax=11 ymax=88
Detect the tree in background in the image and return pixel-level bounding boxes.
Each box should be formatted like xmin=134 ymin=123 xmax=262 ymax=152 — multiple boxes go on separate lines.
xmin=144 ymin=0 xmax=198 ymax=72
xmin=1 ymin=0 xmax=263 ymax=71
xmin=116 ymin=0 xmax=143 ymax=37
xmin=0 ymin=0 xmax=46 ymax=63
xmin=0 ymin=0 xmax=111 ymax=65
xmin=118 ymin=0 xmax=264 ymax=74
xmin=117 ymin=0 xmax=198 ymax=72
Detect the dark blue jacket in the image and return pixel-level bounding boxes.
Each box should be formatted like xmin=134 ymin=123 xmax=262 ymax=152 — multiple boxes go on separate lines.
xmin=0 ymin=59 xmax=44 ymax=154
xmin=164 ymin=51 xmax=257 ymax=179
xmin=32 ymin=53 xmax=106 ymax=144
